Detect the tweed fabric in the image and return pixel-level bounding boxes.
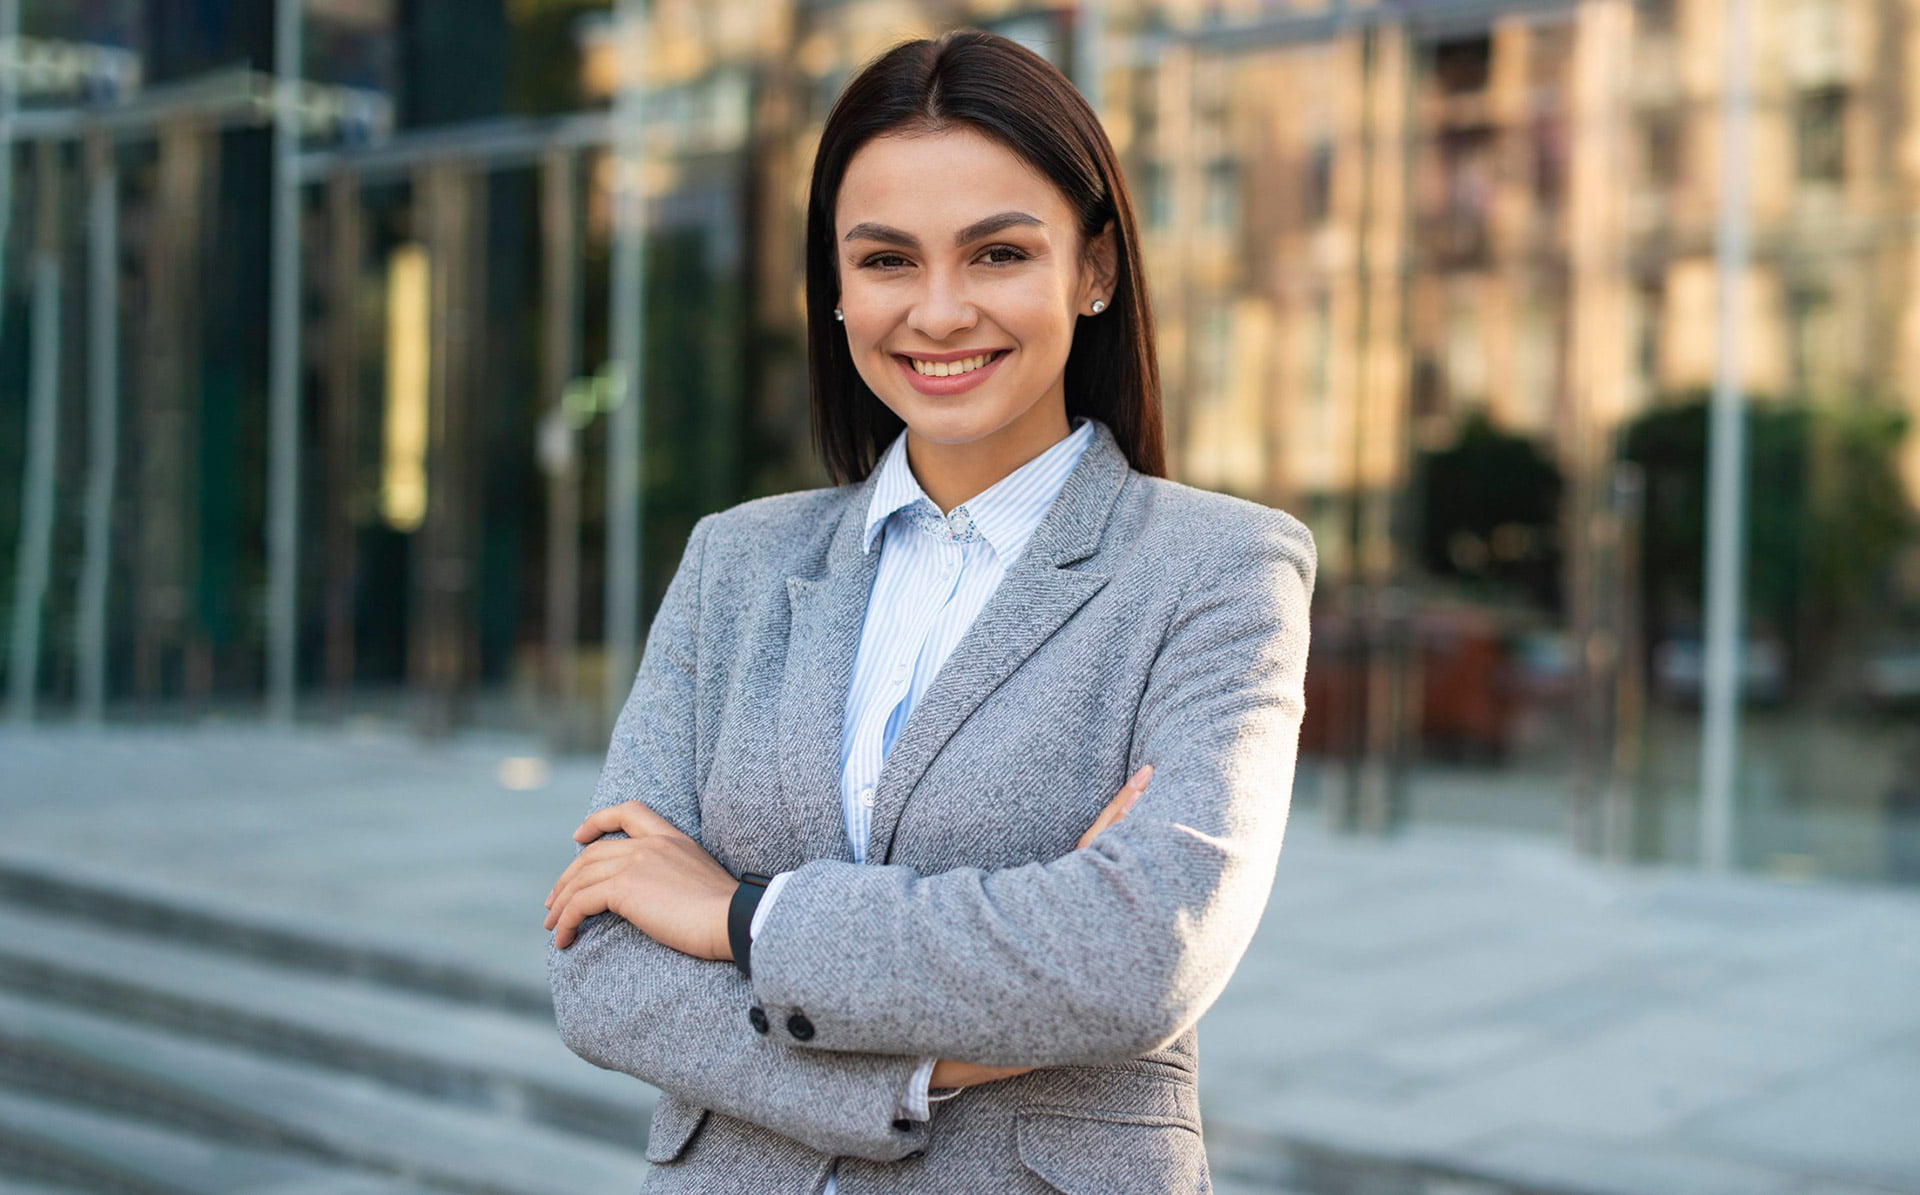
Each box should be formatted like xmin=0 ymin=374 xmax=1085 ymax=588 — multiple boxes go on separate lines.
xmin=548 ymin=417 xmax=1316 ymax=1193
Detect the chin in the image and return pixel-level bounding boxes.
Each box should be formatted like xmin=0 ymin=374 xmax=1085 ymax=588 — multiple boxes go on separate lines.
xmin=893 ymin=402 xmax=1022 ymax=445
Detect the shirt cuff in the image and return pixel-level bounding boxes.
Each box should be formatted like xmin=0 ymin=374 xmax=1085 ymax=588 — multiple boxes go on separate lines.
xmin=898 ymin=1055 xmax=940 ymax=1123
xmin=748 ymin=870 xmax=794 ymax=942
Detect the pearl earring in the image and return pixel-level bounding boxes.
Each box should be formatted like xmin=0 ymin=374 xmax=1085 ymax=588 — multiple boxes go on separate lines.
xmin=833 ymin=307 xmax=844 ymax=321
xmin=1090 ymin=299 xmax=1107 ymax=314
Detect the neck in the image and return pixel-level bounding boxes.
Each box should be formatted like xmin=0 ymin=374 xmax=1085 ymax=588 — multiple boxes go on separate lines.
xmin=904 ymin=397 xmax=1072 ymax=514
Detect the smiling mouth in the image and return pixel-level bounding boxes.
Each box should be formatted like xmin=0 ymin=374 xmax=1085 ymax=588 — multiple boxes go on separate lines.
xmin=898 ymin=350 xmax=1008 ymax=378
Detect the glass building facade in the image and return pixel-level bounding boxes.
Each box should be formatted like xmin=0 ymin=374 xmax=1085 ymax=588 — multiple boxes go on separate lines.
xmin=2 ymin=0 xmax=1917 ymax=886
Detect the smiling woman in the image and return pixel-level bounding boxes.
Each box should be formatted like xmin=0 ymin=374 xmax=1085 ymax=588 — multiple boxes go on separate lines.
xmin=805 ymin=30 xmax=1165 ymax=495
xmin=830 ymin=128 xmax=1113 ymax=511
xmin=546 ymin=27 xmax=1315 ymax=1195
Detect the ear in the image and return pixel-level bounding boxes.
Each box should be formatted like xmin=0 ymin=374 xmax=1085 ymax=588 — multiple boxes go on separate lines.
xmin=1078 ymin=219 xmax=1119 ymax=312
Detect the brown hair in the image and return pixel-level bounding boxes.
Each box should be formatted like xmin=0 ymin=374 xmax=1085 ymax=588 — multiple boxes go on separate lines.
xmin=805 ymin=28 xmax=1166 ymax=484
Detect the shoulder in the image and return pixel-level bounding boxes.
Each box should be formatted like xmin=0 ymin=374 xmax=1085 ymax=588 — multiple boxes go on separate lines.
xmin=696 ymin=483 xmax=851 ymax=540
xmin=683 ymin=482 xmax=858 ymax=579
xmin=1117 ymin=473 xmax=1317 ymax=594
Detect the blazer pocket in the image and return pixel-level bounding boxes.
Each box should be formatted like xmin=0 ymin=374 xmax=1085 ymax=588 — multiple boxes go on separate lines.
xmin=1014 ymin=1106 xmax=1208 ymax=1195
xmin=643 ymin=1094 xmax=710 ymax=1164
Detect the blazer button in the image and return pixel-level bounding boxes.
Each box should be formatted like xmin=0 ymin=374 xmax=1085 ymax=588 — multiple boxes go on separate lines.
xmin=748 ymin=1005 xmax=769 ymax=1035
xmin=891 ymin=1118 xmax=916 ymax=1133
xmin=906 ymin=1149 xmax=926 ymax=1160
xmin=786 ymin=1012 xmax=815 ymax=1041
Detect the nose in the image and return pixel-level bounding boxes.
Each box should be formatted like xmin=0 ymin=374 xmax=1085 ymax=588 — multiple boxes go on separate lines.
xmin=907 ymin=268 xmax=978 ymax=341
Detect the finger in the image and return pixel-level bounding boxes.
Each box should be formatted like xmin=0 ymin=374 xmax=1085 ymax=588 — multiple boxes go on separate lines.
xmin=547 ymin=865 xmax=615 ymax=936
xmin=1076 ymin=803 xmax=1114 ymax=850
xmin=1078 ymin=766 xmax=1155 ymax=849
xmin=1123 ymin=764 xmax=1154 ymax=812
xmin=575 ymin=799 xmax=678 ymax=844
xmin=1077 ymin=798 xmax=1124 ymax=850
xmin=547 ymin=839 xmax=619 ymax=907
xmin=545 ymin=858 xmax=620 ymax=930
xmin=551 ymin=884 xmax=612 ymax=949
xmin=1101 ymin=765 xmax=1154 ymax=821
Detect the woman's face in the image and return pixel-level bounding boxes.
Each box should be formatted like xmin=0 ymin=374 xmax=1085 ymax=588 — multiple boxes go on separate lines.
xmin=833 ymin=126 xmax=1116 ymax=456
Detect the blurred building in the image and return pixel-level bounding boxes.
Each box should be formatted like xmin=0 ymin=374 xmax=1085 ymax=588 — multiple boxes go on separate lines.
xmin=2 ymin=0 xmax=1917 ymax=885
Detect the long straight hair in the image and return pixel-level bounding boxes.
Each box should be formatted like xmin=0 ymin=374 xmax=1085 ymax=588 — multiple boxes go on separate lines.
xmin=805 ymin=29 xmax=1166 ymax=484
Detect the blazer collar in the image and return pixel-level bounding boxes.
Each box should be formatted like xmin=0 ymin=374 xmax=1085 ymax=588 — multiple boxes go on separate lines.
xmin=776 ymin=417 xmax=1132 ymax=864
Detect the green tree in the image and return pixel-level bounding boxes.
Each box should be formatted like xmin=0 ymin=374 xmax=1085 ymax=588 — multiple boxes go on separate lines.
xmin=1416 ymin=410 xmax=1564 ymax=611
xmin=1622 ymin=392 xmax=1913 ymax=688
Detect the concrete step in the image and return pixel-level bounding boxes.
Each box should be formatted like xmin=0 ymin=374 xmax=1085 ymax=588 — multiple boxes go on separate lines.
xmin=0 ymin=1087 xmax=450 ymax=1195
xmin=0 ymin=905 xmax=652 ymax=1148
xmin=0 ymin=990 xmax=646 ymax=1195
xmin=0 ymin=856 xmax=546 ymax=1017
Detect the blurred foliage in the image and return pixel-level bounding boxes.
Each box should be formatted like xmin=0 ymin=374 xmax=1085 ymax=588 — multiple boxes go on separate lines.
xmin=506 ymin=0 xmax=607 ymax=115
xmin=1623 ymin=392 xmax=1914 ymax=649
xmin=1417 ymin=410 xmax=1564 ymax=611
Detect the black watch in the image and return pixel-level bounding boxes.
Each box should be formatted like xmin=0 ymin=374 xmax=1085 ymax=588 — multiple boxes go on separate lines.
xmin=728 ymin=872 xmax=772 ymax=979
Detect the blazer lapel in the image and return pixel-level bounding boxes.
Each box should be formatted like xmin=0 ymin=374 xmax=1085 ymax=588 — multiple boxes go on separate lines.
xmin=865 ymin=420 xmax=1132 ymax=864
xmin=776 ymin=476 xmax=880 ymax=865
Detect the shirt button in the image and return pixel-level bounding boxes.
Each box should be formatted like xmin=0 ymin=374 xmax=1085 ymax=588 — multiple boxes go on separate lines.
xmin=786 ymin=1012 xmax=816 ymax=1041
xmin=858 ymin=787 xmax=875 ymax=808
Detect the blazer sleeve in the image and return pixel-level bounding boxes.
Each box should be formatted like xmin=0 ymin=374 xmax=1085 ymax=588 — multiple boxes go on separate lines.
xmin=546 ymin=513 xmax=935 ymax=1162
xmin=743 ymin=509 xmax=1317 ymax=1068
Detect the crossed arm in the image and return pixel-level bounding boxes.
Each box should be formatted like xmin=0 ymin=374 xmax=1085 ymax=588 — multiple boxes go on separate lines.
xmin=546 ymin=509 xmax=1316 ymax=1152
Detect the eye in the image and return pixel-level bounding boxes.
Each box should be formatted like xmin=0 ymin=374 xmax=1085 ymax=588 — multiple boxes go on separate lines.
xmin=858 ymin=252 xmax=912 ymax=270
xmin=978 ymin=244 xmax=1029 ymax=265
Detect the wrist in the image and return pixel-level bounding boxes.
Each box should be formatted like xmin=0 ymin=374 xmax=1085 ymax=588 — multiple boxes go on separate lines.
xmin=726 ymin=872 xmax=771 ymax=975
xmin=710 ymin=889 xmax=735 ymax=962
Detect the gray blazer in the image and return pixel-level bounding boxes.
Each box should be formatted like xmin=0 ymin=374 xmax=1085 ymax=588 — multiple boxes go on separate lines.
xmin=550 ymin=417 xmax=1316 ymax=1194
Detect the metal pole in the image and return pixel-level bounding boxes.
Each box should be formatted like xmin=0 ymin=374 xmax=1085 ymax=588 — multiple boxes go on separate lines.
xmin=1700 ymin=0 xmax=1754 ymax=874
xmin=541 ymin=147 xmax=582 ymax=746
xmin=77 ymin=130 xmax=119 ymax=724
xmin=0 ymin=0 xmax=17 ymax=345
xmin=1074 ymin=0 xmax=1106 ymax=113
xmin=7 ymin=144 xmax=60 ymax=725
xmin=605 ymin=0 xmax=646 ymax=725
xmin=267 ymin=0 xmax=303 ymax=724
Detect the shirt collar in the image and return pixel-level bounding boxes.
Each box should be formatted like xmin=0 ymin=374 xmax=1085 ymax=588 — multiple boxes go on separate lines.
xmin=862 ymin=416 xmax=1096 ymax=563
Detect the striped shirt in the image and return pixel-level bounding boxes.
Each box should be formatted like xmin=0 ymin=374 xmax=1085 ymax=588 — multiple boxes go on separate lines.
xmin=750 ymin=414 xmax=1096 ymax=1191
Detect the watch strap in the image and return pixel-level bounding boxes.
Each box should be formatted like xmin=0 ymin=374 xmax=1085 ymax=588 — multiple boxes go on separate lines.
xmin=728 ymin=872 xmax=772 ymax=979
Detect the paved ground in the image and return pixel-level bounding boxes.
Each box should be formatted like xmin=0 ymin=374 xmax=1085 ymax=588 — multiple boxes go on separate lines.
xmin=2 ymin=721 xmax=1917 ymax=1195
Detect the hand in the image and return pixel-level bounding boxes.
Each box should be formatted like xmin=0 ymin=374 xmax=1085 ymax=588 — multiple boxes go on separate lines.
xmin=545 ymin=800 xmax=737 ymax=957
xmin=928 ymin=764 xmax=1155 ymax=1091
xmin=929 ymin=1057 xmax=1036 ymax=1089
xmin=1076 ymin=763 xmax=1152 ymax=850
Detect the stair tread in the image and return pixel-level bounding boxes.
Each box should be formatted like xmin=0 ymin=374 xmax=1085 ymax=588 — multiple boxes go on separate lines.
xmin=0 ymin=1088 xmax=449 ymax=1195
xmin=0 ymin=853 xmax=545 ymax=1014
xmin=0 ymin=905 xmax=646 ymax=1117
xmin=0 ymin=989 xmax=647 ymax=1195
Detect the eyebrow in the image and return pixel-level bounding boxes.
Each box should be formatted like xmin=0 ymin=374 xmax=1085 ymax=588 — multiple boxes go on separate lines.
xmin=842 ymin=211 xmax=1045 ymax=250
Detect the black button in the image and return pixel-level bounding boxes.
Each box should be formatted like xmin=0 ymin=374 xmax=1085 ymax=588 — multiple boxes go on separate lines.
xmin=786 ymin=1012 xmax=815 ymax=1041
xmin=748 ymin=1005 xmax=769 ymax=1035
xmin=892 ymin=1118 xmax=916 ymax=1133
xmin=906 ymin=1149 xmax=926 ymax=1160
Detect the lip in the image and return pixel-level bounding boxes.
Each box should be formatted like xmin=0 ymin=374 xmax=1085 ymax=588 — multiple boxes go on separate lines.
xmin=894 ymin=349 xmax=1010 ymax=396
xmin=894 ymin=347 xmax=1009 ymax=363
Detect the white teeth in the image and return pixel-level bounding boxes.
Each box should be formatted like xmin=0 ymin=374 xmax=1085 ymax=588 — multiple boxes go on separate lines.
xmin=908 ymin=352 xmax=994 ymax=377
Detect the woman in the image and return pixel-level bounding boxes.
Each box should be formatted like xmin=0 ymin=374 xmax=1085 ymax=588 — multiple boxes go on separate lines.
xmin=543 ymin=28 xmax=1315 ymax=1194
